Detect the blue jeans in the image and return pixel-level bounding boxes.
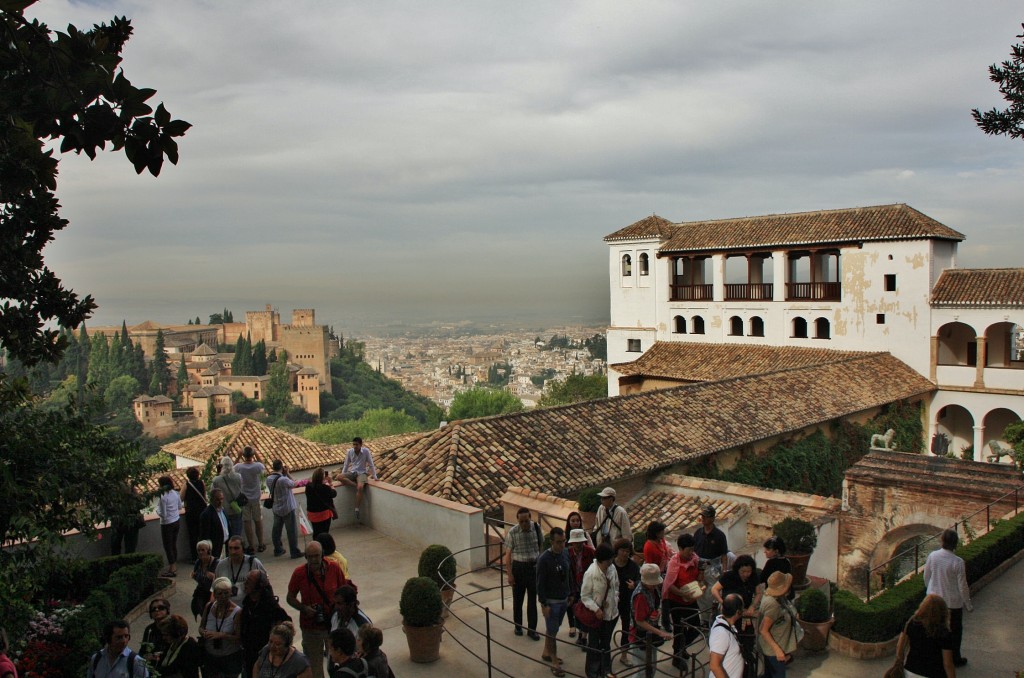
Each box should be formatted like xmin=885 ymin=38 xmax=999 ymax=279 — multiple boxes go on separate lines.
xmin=763 ymin=654 xmax=788 ymax=678
xmin=272 ymin=510 xmax=300 ymax=556
xmin=543 ymin=600 xmax=568 ymax=636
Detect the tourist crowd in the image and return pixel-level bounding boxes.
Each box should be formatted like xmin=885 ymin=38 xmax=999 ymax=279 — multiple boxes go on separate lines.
xmin=85 ymin=441 xmax=391 ymax=678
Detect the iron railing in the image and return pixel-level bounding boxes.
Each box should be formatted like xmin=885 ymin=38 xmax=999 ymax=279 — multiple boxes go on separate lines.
xmin=442 ymin=531 xmax=711 ymax=677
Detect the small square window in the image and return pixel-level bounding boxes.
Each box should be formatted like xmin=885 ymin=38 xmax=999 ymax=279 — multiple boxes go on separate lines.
xmin=884 ymin=274 xmax=896 ymax=292
xmin=876 ymin=314 xmax=886 ymax=324
xmin=627 ymin=339 xmax=641 ymax=353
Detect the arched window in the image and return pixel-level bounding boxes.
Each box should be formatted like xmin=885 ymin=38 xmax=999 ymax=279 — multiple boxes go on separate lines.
xmin=692 ymin=316 xmax=705 ymax=334
xmin=815 ymin=317 xmax=831 ymax=339
xmin=750 ymin=316 xmax=765 ymax=337
xmin=729 ymin=316 xmax=743 ymax=336
xmin=792 ymin=317 xmax=808 ymax=338
xmin=639 ymin=253 xmax=649 ymax=276
xmin=674 ymin=315 xmax=686 ymax=334
xmin=621 ymin=254 xmax=632 ymax=277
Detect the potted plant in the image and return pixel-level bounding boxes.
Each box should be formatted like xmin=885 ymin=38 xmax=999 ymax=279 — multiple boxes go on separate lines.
xmin=578 ymin=487 xmax=601 ymax=531
xmin=400 ymin=576 xmax=444 ymax=663
xmin=772 ymin=517 xmax=817 ymax=590
xmin=418 ymin=545 xmax=457 ymax=617
xmin=795 ymin=587 xmax=833 ymax=651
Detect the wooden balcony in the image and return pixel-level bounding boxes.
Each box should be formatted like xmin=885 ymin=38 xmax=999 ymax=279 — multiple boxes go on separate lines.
xmin=786 ymin=282 xmax=841 ymax=301
xmin=724 ymin=283 xmax=774 ymax=301
xmin=670 ymin=283 xmax=713 ymax=301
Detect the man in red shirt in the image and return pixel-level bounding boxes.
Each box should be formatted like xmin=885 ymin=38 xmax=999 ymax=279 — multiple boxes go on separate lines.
xmin=286 ymin=541 xmax=349 ymax=678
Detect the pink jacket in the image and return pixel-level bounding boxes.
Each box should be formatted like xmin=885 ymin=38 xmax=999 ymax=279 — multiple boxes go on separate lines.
xmin=662 ymin=551 xmax=700 ymax=603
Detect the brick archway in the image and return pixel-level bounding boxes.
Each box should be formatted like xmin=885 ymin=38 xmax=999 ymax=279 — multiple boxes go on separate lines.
xmin=838 ymin=451 xmax=1023 ymax=593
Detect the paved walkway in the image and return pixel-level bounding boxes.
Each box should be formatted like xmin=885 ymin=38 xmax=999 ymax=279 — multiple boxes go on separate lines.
xmin=133 ymin=525 xmax=1024 ymax=677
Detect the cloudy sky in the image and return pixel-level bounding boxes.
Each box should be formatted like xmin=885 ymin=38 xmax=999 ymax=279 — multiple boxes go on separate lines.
xmin=30 ymin=1 xmax=1024 ymax=331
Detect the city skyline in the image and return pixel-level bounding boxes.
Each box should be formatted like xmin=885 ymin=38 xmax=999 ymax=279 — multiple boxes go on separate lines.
xmin=30 ymin=1 xmax=1024 ymax=329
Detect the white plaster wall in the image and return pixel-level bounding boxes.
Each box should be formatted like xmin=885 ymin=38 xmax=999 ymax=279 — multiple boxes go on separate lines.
xmin=610 ymin=239 xmax=939 ymax=377
xmin=928 ymin=390 xmax=1024 ymax=461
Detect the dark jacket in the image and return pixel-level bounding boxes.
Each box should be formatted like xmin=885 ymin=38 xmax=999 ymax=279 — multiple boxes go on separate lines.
xmin=536 ymin=548 xmax=573 ymax=605
xmin=198 ymin=505 xmax=227 ymax=557
xmin=239 ymin=593 xmax=291 ymax=670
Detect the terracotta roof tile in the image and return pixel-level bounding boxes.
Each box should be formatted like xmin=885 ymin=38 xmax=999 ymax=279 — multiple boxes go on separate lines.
xmin=931 ymin=268 xmax=1024 ymax=307
xmin=604 ymin=215 xmax=676 ymax=241
xmin=628 ymin=491 xmax=746 ymax=536
xmin=375 ymin=354 xmax=934 ymax=513
xmin=612 ymin=342 xmax=871 ymax=381
xmin=162 ymin=418 xmax=342 ymax=471
xmin=605 ymin=204 xmax=964 ymax=251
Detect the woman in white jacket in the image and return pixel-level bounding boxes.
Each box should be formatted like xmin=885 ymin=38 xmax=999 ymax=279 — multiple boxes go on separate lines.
xmin=580 ymin=543 xmax=619 ymax=678
xmin=155 ymin=475 xmax=183 ymax=577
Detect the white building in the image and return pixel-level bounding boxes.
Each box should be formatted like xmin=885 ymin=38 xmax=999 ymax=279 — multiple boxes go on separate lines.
xmin=605 ymin=204 xmax=1024 ymax=462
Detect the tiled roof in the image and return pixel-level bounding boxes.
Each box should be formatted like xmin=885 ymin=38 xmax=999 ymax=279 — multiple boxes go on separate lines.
xmin=194 ymin=385 xmax=233 ymax=397
xmin=162 ymin=418 xmax=342 ymax=471
xmin=604 ymin=215 xmax=675 ymax=241
xmin=628 ymin=491 xmax=746 ymax=536
xmin=131 ymin=320 xmax=164 ymax=331
xmin=931 ymin=268 xmax=1024 ymax=307
xmin=376 ymin=353 xmax=935 ymax=513
xmin=612 ymin=342 xmax=871 ymax=382
xmin=133 ymin=395 xmax=174 ymax=404
xmin=297 ymin=366 xmax=319 ymax=375
xmin=605 ymin=204 xmax=964 ymax=251
xmin=192 ymin=343 xmax=217 ymax=356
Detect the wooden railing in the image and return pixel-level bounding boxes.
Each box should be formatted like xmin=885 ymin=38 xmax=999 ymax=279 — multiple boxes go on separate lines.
xmin=669 ymin=283 xmax=713 ymax=301
xmin=786 ymin=282 xmax=841 ymax=301
xmin=724 ymin=283 xmax=774 ymax=300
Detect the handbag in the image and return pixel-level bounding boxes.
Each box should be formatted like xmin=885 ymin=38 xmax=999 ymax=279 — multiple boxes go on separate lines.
xmin=883 ymin=618 xmax=913 ymax=678
xmin=572 ymin=569 xmax=611 ymax=630
xmin=264 ymin=474 xmax=279 ymax=509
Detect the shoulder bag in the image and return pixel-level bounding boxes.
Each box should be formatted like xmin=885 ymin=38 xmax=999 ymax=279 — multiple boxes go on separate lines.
xmin=883 ymin=618 xmax=913 ymax=678
xmin=572 ymin=569 xmax=610 ymax=630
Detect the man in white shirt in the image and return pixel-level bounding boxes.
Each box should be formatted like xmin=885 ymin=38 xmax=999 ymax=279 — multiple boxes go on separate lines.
xmin=923 ymin=528 xmax=972 ymax=667
xmin=708 ymin=594 xmax=745 ymax=678
xmin=333 ymin=437 xmax=377 ymax=522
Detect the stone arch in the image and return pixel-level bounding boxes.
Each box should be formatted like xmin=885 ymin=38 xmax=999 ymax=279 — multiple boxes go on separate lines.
xmin=621 ymin=254 xmax=632 ymax=277
xmin=792 ymin=317 xmax=808 ymax=338
xmin=673 ymin=315 xmax=686 ymax=334
xmin=869 ymin=522 xmax=946 ymax=574
xmin=934 ymin=404 xmax=974 ymax=456
xmin=937 ymin=321 xmax=978 ymax=366
xmin=983 ymin=407 xmax=1021 ymax=457
xmin=814 ymin=317 xmax=831 ymax=340
xmin=638 ymin=252 xmax=649 ymax=276
xmin=984 ymin=321 xmax=1020 ymax=367
xmin=729 ymin=315 xmax=743 ymax=336
xmin=692 ymin=315 xmax=705 ymax=335
xmin=749 ymin=316 xmax=765 ymax=337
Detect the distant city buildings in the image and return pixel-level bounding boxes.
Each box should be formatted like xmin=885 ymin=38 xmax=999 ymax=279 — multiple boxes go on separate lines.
xmin=362 ymin=329 xmax=606 ymax=409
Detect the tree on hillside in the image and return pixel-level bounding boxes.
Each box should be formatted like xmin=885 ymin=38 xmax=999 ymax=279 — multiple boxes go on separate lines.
xmin=263 ymin=359 xmax=292 ymax=416
xmin=149 ymin=329 xmax=170 ymax=394
xmin=303 ymin=407 xmax=422 ymax=444
xmin=973 ymin=23 xmax=1024 ymax=140
xmin=539 ymin=373 xmax=608 ymax=407
xmin=106 ymin=374 xmax=141 ymax=410
xmin=252 ymin=339 xmax=268 ymax=376
xmin=448 ymin=387 xmax=523 ymax=420
xmin=232 ymin=334 xmax=253 ymax=376
xmin=176 ymin=355 xmax=188 ymax=399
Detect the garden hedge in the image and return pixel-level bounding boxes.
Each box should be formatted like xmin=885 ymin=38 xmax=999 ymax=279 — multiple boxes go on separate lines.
xmin=59 ymin=553 xmax=163 ymax=674
xmin=834 ymin=510 xmax=1024 ymax=642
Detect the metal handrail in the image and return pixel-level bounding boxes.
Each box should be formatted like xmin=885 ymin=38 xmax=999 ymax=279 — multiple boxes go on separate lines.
xmin=866 ymin=484 xmax=1022 ymax=600
xmin=437 ymin=541 xmax=711 ymax=677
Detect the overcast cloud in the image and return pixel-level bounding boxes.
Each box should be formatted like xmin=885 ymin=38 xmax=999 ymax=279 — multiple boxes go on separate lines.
xmin=28 ymin=1 xmax=1024 ymax=330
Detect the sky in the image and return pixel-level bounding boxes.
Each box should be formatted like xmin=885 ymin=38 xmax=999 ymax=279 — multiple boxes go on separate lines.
xmin=28 ymin=1 xmax=1024 ymax=332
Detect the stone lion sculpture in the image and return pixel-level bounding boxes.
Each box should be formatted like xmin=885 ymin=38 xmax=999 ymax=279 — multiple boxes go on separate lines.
xmin=870 ymin=428 xmax=896 ymax=450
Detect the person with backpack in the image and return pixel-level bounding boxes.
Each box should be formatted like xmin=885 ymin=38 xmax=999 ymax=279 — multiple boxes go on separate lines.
xmin=504 ymin=507 xmax=544 ymax=640
xmin=709 ymin=594 xmax=746 ymax=678
xmin=87 ymin=620 xmax=148 ymax=678
xmin=628 ymin=563 xmax=673 ymax=671
xmin=593 ymin=487 xmax=632 ymax=547
xmin=327 ymin=628 xmax=367 ymax=678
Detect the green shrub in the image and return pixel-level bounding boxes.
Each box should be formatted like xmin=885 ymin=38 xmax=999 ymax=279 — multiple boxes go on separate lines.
xmin=795 ymin=588 xmax=830 ymax=623
xmin=400 ymin=577 xmax=442 ymax=627
xmin=578 ymin=487 xmax=601 ymax=513
xmin=418 ymin=544 xmax=456 ymax=590
xmin=773 ymin=518 xmax=817 ymax=555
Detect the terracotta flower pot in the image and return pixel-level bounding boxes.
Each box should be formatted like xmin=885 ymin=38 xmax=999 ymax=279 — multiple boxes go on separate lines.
xmin=403 ymin=618 xmax=445 ymax=663
xmin=440 ymin=585 xmax=456 ymax=618
xmin=798 ymin=617 xmax=834 ymax=652
xmin=787 ymin=553 xmax=812 ymax=591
